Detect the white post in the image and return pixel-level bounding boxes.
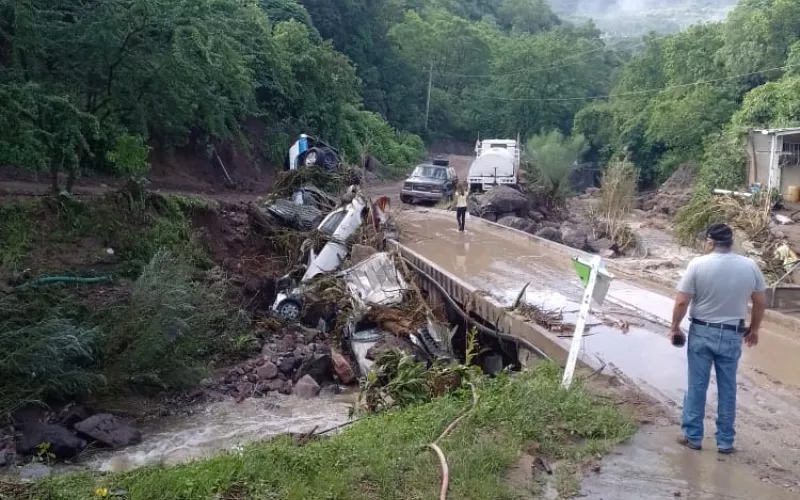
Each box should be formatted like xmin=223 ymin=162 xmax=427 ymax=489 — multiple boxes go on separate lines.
xmin=561 ymin=255 xmax=601 ymax=389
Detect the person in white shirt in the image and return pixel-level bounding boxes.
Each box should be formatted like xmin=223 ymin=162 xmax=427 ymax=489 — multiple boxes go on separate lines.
xmin=453 ymin=185 xmax=468 ymax=232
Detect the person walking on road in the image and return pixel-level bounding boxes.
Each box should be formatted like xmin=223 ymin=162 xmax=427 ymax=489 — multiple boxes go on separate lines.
xmin=454 ymin=185 xmax=468 ymax=232
xmin=670 ymin=223 xmax=767 ymax=454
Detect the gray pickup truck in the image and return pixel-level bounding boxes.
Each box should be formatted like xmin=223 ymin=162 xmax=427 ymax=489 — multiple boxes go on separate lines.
xmin=399 ymin=160 xmax=458 ymax=204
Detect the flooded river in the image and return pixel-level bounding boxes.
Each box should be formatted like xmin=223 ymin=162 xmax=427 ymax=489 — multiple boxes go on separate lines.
xmin=85 ymin=392 xmax=353 ymax=473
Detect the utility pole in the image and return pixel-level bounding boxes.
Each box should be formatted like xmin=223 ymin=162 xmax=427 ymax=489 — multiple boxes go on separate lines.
xmin=425 ymin=62 xmax=433 ymax=130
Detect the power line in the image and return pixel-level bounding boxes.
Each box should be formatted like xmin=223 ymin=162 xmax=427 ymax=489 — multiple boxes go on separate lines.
xmin=463 ymin=63 xmax=800 ymax=102
xmin=433 ymin=36 xmax=652 ymax=79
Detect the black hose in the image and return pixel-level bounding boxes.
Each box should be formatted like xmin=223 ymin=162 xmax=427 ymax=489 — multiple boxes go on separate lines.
xmin=401 ymin=258 xmax=552 ymax=361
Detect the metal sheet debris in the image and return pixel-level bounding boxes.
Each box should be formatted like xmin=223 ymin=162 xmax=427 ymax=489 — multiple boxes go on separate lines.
xmin=342 ymin=252 xmax=408 ymax=309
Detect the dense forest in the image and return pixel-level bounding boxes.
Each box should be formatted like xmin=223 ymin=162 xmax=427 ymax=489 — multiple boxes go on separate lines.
xmin=1 ymin=0 xmax=800 ymax=191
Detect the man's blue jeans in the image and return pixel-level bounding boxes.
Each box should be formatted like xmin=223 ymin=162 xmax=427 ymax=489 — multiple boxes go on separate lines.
xmin=681 ymin=322 xmax=743 ymax=450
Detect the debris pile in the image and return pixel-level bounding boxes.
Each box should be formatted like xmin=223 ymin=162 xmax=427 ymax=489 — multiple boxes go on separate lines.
xmin=214 ymin=166 xmax=460 ymax=402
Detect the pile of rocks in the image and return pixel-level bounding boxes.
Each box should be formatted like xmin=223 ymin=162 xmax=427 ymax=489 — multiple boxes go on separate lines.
xmin=467 ymin=186 xmax=619 ymax=255
xmin=214 ymin=325 xmax=355 ymax=401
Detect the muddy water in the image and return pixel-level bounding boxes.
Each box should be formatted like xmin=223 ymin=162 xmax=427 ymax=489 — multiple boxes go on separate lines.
xmin=398 ymin=208 xmax=800 ymax=493
xmin=86 ymin=392 xmax=354 ymax=472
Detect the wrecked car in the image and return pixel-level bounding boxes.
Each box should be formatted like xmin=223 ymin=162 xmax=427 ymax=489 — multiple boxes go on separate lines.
xmin=285 ymin=134 xmax=342 ymax=171
xmin=271 ymin=192 xmax=393 ymax=320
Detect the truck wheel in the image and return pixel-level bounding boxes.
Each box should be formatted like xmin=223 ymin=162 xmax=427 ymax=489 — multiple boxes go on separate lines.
xmin=275 ymin=298 xmax=302 ymax=320
xmin=469 ymin=183 xmax=482 ymax=193
xmin=400 ymin=195 xmax=412 ymax=204
xmin=302 ymin=148 xmax=323 ymax=167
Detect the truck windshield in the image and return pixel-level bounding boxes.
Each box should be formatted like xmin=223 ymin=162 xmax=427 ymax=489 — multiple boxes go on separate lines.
xmin=489 ymin=144 xmax=508 ymax=149
xmin=412 ymin=166 xmax=447 ymax=179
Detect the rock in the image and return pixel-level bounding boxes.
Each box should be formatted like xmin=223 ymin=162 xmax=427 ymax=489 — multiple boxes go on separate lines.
xmin=476 ymin=186 xmax=530 ymax=215
xmin=528 ymin=210 xmax=545 ymax=222
xmin=535 ymin=227 xmax=562 ymax=243
xmin=589 ymin=237 xmax=614 ymax=253
xmin=17 ymin=424 xmax=86 ymax=459
xmin=265 ymin=379 xmax=284 ymax=392
xmin=0 ymin=446 xmax=12 ymax=467
xmin=641 ymin=198 xmax=657 ymax=212
xmin=19 ymin=463 xmax=51 ymax=481
xmin=350 ymin=244 xmax=377 ymax=264
xmin=561 ymin=224 xmax=590 ymax=251
xmin=74 ymin=414 xmax=142 ymax=449
xmin=481 ymin=354 xmax=504 ymax=375
xmin=58 ymin=405 xmax=92 ymax=429
xmin=600 ymin=249 xmax=617 ymax=259
xmin=497 ymin=216 xmax=536 ymax=234
xmin=256 ymin=362 xmax=279 ymax=380
xmin=277 ymin=356 xmax=295 ymax=375
xmin=293 ymin=375 xmax=321 ymax=399
xmin=332 ymin=352 xmax=355 ymax=384
xmin=295 ymin=353 xmax=333 ymax=384
xmin=775 ymin=214 xmax=794 ymax=225
xmin=280 ymin=380 xmax=293 ymax=395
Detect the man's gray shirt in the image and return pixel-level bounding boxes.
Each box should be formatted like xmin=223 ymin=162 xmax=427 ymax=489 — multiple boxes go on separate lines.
xmin=677 ymin=252 xmax=767 ymax=324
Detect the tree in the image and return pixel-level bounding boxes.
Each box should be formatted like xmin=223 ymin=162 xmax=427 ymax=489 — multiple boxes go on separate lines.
xmin=524 ymin=130 xmax=588 ymax=206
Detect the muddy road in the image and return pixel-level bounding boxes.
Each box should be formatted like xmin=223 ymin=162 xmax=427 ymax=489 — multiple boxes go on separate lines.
xmin=397 ymin=208 xmax=800 ymax=496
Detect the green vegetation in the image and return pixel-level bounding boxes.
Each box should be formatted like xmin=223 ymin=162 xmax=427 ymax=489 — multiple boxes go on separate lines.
xmin=523 ymin=130 xmax=588 ymax=207
xmin=28 ymin=364 xmax=636 ymax=500
xmin=0 ymin=191 xmax=247 ymax=413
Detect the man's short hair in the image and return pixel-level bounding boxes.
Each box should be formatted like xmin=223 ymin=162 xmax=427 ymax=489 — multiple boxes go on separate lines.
xmin=707 ymin=223 xmax=733 ymax=248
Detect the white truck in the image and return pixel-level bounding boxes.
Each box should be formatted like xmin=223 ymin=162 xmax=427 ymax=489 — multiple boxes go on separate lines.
xmin=467 ymin=137 xmax=521 ymax=193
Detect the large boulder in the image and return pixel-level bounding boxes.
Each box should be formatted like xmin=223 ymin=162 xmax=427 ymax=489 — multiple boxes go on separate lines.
xmin=497 ymin=216 xmax=537 ymax=234
xmin=293 ymin=375 xmax=321 ymax=399
xmin=472 ymin=186 xmax=530 ymax=217
xmin=561 ymin=224 xmax=590 ymax=251
xmin=294 ymin=353 xmax=333 ymax=384
xmin=74 ymin=414 xmax=142 ymax=449
xmin=16 ymin=424 xmax=86 ymax=459
xmin=535 ymin=227 xmax=562 ymax=244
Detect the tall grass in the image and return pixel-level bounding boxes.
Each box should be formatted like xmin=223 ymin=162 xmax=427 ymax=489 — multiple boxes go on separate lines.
xmin=598 ymin=160 xmax=638 ymax=249
xmin=31 ymin=364 xmax=636 ymax=500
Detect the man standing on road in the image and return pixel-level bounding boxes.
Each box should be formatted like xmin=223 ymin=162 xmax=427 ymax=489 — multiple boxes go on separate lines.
xmin=670 ymin=223 xmax=767 ymax=454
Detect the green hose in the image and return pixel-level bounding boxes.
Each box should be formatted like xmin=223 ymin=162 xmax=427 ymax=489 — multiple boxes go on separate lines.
xmin=17 ymin=276 xmax=113 ymax=287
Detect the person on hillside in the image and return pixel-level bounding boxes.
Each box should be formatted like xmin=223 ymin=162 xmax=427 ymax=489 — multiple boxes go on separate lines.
xmin=670 ymin=223 xmax=767 ymax=454
xmin=454 ymin=185 xmax=468 ymax=232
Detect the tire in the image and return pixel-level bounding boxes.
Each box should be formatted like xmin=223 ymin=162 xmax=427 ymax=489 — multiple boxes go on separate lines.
xmin=302 ymin=148 xmax=322 ymax=167
xmin=400 ymin=195 xmax=412 ymax=204
xmin=275 ymin=298 xmax=302 ymax=320
xmin=469 ymin=183 xmax=482 ymax=194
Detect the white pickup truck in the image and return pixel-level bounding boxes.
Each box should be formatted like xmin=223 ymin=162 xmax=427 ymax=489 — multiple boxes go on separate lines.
xmin=467 ymin=138 xmax=521 ymax=193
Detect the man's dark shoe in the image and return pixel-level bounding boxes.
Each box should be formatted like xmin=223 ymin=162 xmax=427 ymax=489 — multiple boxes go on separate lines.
xmin=676 ymin=435 xmax=702 ymax=450
xmin=717 ymin=447 xmax=736 ymax=455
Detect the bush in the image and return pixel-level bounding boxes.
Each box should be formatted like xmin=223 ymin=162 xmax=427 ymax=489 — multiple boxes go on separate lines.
xmin=524 ymin=130 xmax=588 ymax=207
xmin=0 ymin=291 xmax=103 ymax=413
xmin=100 ymin=250 xmax=248 ymax=390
